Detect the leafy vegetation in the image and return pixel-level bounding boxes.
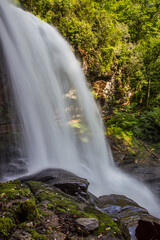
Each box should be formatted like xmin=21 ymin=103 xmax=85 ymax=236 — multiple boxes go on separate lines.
xmin=14 ymin=0 xmax=160 ymax=151
xmin=17 ymin=0 xmax=124 ymax=78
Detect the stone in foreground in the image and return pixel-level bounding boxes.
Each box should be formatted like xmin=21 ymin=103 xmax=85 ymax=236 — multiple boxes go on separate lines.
xmin=76 ymin=218 xmax=99 ymax=232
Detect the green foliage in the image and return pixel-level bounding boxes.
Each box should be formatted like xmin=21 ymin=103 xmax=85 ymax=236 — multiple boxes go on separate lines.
xmin=15 ymin=0 xmax=160 ymax=144
xmin=106 ymin=111 xmax=137 ymax=146
xmin=107 ymin=125 xmax=134 ymax=148
xmin=102 ymin=0 xmax=160 ymax=42
xmin=133 ymin=108 xmax=160 ymax=142
xmin=16 ymin=0 xmax=160 ymax=104
xmin=107 ymin=108 xmax=160 ymax=143
xmin=107 ymin=111 xmax=138 ymax=131
xmin=17 ymin=0 xmax=124 ymax=76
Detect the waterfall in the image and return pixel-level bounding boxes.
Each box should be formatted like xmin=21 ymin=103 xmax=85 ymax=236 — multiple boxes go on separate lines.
xmin=0 ymin=0 xmax=160 ymax=218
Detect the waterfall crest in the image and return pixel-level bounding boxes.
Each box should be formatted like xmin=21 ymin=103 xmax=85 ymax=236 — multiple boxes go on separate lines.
xmin=0 ymin=0 xmax=160 ymax=217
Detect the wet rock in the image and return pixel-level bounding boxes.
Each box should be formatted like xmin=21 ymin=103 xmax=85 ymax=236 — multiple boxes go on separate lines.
xmin=4 ymin=158 xmax=27 ymax=177
xmin=135 ymin=219 xmax=160 ymax=240
xmin=10 ymin=230 xmax=32 ymax=240
xmin=19 ymin=168 xmax=89 ymax=198
xmin=76 ymin=218 xmax=99 ymax=232
xmin=95 ymin=194 xmax=160 ymax=240
xmin=7 ymin=145 xmax=22 ymax=158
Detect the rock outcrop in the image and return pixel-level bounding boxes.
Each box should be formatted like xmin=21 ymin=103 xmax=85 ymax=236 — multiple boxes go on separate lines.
xmin=95 ymin=194 xmax=160 ymax=240
xmin=0 ymin=168 xmax=160 ymax=240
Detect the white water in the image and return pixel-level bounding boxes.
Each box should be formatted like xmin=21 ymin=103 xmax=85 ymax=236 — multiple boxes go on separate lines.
xmin=0 ymin=1 xmax=160 ymax=217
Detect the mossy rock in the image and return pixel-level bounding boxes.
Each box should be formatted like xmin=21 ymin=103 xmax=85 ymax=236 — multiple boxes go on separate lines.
xmin=0 ymin=217 xmax=14 ymax=236
xmin=0 ymin=179 xmax=129 ymax=239
xmin=0 ymin=180 xmax=31 ymax=201
xmin=16 ymin=199 xmax=39 ymax=222
xmin=27 ymin=181 xmax=126 ymax=238
xmin=30 ymin=229 xmax=48 ymax=240
xmin=19 ymin=168 xmax=89 ymax=198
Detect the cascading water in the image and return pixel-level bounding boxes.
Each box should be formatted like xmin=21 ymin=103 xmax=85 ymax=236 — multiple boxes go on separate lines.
xmin=0 ymin=0 xmax=160 ymax=218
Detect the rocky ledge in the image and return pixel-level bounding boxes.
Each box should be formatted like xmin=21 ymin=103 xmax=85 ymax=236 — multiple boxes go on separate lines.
xmin=0 ymin=168 xmax=160 ymax=240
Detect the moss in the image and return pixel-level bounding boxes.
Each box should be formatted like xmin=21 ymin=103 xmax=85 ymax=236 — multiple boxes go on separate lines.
xmin=83 ymin=207 xmax=121 ymax=236
xmin=18 ymin=222 xmax=29 ymax=230
xmin=27 ymin=181 xmax=122 ymax=237
xmin=0 ymin=180 xmax=31 ymax=201
xmin=18 ymin=222 xmax=48 ymax=239
xmin=30 ymin=229 xmax=48 ymax=240
xmin=16 ymin=199 xmax=39 ymax=222
xmin=0 ymin=181 xmax=36 ymax=226
xmin=56 ymin=207 xmax=67 ymax=213
xmin=0 ymin=180 xmax=125 ymax=238
xmin=0 ymin=217 xmax=14 ymax=236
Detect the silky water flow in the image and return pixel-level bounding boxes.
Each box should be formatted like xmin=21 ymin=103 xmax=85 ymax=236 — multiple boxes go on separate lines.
xmin=0 ymin=0 xmax=160 ymax=218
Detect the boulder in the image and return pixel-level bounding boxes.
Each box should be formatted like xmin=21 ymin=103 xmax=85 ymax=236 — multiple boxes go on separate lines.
xmin=136 ymin=219 xmax=160 ymax=240
xmin=19 ymin=168 xmax=89 ymax=198
xmin=95 ymin=194 xmax=160 ymax=240
xmin=76 ymin=218 xmax=99 ymax=232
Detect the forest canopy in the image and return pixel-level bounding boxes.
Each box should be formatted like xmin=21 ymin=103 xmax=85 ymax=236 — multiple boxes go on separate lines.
xmin=15 ymin=0 xmax=160 ymax=143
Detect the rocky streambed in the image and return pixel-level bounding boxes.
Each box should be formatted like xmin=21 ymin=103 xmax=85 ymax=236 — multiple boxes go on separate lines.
xmin=0 ymin=168 xmax=160 ymax=240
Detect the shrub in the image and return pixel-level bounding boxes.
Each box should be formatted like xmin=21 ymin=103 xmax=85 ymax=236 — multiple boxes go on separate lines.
xmin=133 ymin=108 xmax=160 ymax=142
xmin=107 ymin=108 xmax=160 ymax=143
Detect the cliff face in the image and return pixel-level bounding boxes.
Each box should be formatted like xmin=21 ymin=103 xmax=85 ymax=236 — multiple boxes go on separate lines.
xmin=0 ymin=57 xmax=8 ymax=124
xmin=0 ymin=58 xmax=11 ymax=178
xmin=0 ymin=57 xmax=24 ymax=181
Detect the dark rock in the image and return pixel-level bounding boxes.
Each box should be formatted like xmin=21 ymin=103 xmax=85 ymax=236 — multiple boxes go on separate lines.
xmin=4 ymin=158 xmax=27 ymax=176
xmin=19 ymin=168 xmax=89 ymax=198
xmin=135 ymin=219 xmax=160 ymax=240
xmin=95 ymin=194 xmax=160 ymax=240
xmin=7 ymin=145 xmax=22 ymax=158
xmin=76 ymin=218 xmax=99 ymax=232
xmin=95 ymin=194 xmax=140 ymax=209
